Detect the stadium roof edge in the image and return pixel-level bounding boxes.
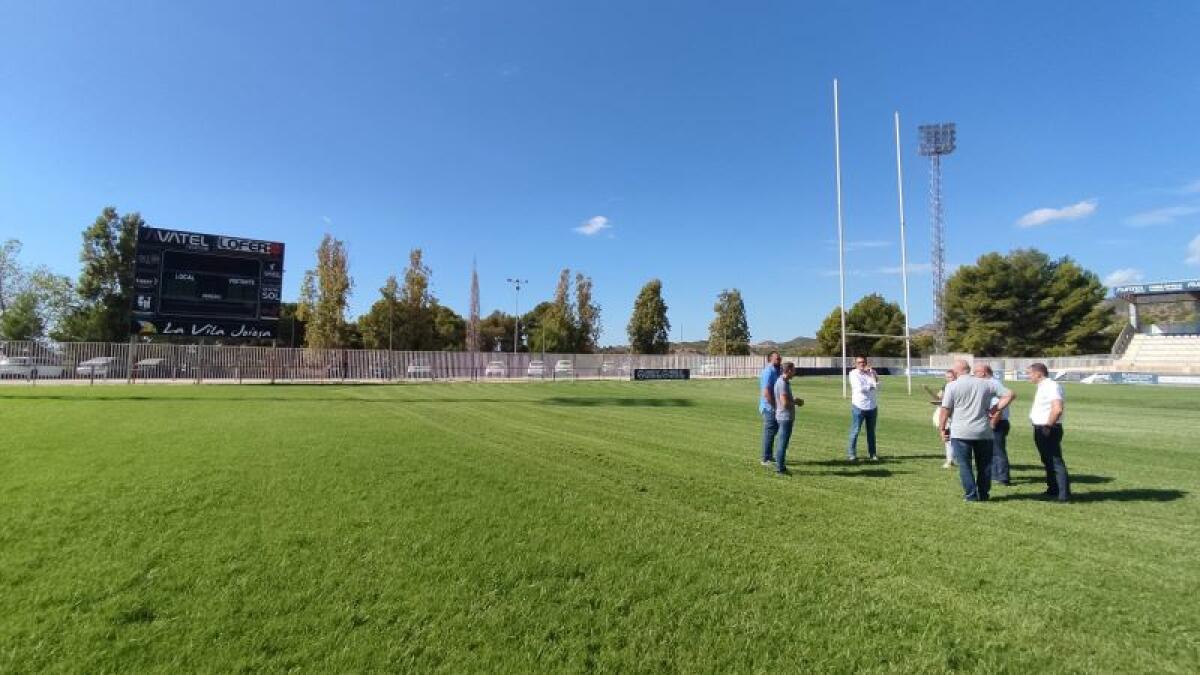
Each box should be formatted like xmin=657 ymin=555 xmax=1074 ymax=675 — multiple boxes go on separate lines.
xmin=1112 ymin=278 xmax=1200 ymax=298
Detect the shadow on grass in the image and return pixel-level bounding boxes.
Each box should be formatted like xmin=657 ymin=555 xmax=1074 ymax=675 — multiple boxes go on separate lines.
xmin=1010 ymin=474 xmax=1114 ymax=485
xmin=822 ymin=468 xmax=912 ymax=478
xmin=991 ymin=488 xmax=1187 ymax=503
xmin=542 ymin=397 xmax=695 ymax=407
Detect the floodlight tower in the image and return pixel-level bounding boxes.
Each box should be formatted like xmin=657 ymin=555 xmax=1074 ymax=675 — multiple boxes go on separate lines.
xmin=917 ymin=122 xmax=956 ymax=352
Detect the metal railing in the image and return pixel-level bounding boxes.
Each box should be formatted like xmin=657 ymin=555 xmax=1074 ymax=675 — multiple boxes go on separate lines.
xmin=0 ymin=340 xmax=1124 ymax=385
xmin=0 ymin=341 xmax=929 ymax=384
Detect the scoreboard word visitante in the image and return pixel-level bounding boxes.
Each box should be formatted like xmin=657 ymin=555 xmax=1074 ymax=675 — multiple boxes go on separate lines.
xmin=132 ymin=226 xmax=285 ymax=339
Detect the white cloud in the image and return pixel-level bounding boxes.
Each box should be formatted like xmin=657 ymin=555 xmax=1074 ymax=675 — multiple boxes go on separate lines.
xmin=1016 ymin=199 xmax=1097 ymax=228
xmin=1103 ymin=268 xmax=1144 ymax=287
xmin=1187 ymin=234 xmax=1200 ymax=266
xmin=1126 ymin=205 xmax=1200 ymax=227
xmin=574 ymin=216 xmax=611 ymax=236
xmin=878 ymin=262 xmax=932 ymax=275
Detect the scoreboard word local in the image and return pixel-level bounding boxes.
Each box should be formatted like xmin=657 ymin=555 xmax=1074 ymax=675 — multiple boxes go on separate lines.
xmin=132 ymin=226 xmax=285 ymax=339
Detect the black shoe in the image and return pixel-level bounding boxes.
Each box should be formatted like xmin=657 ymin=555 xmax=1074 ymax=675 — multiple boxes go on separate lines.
xmin=1039 ymin=490 xmax=1059 ymax=500
xmin=776 ymin=468 xmax=791 ymax=476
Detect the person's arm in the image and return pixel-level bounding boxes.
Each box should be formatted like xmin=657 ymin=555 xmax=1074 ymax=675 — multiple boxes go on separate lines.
xmin=937 ymin=405 xmax=951 ymax=441
xmin=938 ymin=384 xmax=953 ymax=440
xmin=777 ymin=383 xmax=792 ymax=409
xmin=866 ymin=369 xmax=878 ymax=389
xmin=763 ymin=381 xmax=775 ymax=408
xmin=1046 ymin=399 xmax=1063 ymax=427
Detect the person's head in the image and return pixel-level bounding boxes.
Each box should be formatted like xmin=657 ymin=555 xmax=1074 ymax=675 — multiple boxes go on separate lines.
xmin=952 ymin=359 xmax=971 ymax=377
xmin=767 ymin=351 xmax=781 ymax=367
xmin=973 ymin=362 xmax=993 ymax=379
xmin=1026 ymin=362 xmax=1049 ymax=383
xmin=944 ymin=369 xmax=956 ymax=382
xmin=854 ymin=355 xmax=869 ymax=371
xmin=781 ymin=361 xmax=795 ymax=379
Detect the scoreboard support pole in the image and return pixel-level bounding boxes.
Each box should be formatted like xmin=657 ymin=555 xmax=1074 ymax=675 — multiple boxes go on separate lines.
xmin=126 ymin=335 xmax=137 ymax=385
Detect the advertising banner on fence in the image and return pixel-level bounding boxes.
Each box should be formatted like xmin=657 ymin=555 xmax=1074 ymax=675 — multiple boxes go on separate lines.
xmin=633 ymin=369 xmax=690 ymax=381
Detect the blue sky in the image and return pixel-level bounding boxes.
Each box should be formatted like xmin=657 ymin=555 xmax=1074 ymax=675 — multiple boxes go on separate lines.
xmin=2 ymin=1 xmax=1198 ymax=344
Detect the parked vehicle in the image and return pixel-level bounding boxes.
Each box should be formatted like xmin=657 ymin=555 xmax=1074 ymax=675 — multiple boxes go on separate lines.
xmin=554 ymin=359 xmax=574 ymax=377
xmin=0 ymin=356 xmax=65 ymax=379
xmin=527 ymin=360 xmax=545 ymax=377
xmin=600 ymin=360 xmax=631 ymax=377
xmin=76 ymin=356 xmax=118 ymax=378
xmin=484 ymin=361 xmax=507 ymax=377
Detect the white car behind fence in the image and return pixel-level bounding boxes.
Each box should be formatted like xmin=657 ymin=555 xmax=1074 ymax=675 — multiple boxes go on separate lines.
xmin=0 ymin=356 xmax=65 ymax=380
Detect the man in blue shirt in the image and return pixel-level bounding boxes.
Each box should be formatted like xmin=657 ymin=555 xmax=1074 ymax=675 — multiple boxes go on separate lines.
xmin=759 ymin=351 xmax=782 ymax=466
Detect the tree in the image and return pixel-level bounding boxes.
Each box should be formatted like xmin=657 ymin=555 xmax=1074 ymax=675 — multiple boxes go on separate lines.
xmin=529 ymin=268 xmax=576 ymax=353
xmin=816 ymin=294 xmax=907 ymax=357
xmin=707 ymin=288 xmax=751 ymax=355
xmin=944 ymin=249 xmax=1110 ymax=356
xmin=304 ymin=234 xmax=353 ymax=348
xmin=60 ymin=207 xmax=140 ymax=341
xmin=0 ymin=239 xmax=75 ymax=339
xmin=467 ymin=260 xmax=481 ymax=351
xmin=0 ymin=239 xmax=24 ymax=313
xmin=278 ymin=302 xmax=307 ymax=348
xmin=628 ymin=279 xmax=670 ymax=354
xmin=479 ymin=310 xmax=517 ymax=352
xmin=358 ymin=276 xmax=401 ymax=350
xmin=432 ymin=303 xmax=465 ymax=350
xmin=0 ymin=291 xmax=43 ymax=340
xmin=575 ymin=272 xmax=601 ymax=353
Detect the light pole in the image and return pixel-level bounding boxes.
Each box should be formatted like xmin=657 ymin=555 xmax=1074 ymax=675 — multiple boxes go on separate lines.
xmin=918 ymin=121 xmax=957 ymax=353
xmin=506 ymin=278 xmax=527 ymax=354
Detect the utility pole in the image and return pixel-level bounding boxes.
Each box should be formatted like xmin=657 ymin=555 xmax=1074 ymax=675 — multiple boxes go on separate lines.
xmin=505 ymin=277 xmax=527 ymax=354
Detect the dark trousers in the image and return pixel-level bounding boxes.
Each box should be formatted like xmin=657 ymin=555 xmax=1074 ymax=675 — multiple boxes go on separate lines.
xmin=991 ymin=419 xmax=1011 ymax=484
xmin=1032 ymin=425 xmax=1071 ymax=500
xmin=847 ymin=406 xmax=878 ymax=459
xmin=775 ymin=419 xmax=794 ymax=473
xmin=761 ymin=410 xmax=779 ymax=462
xmin=951 ymin=437 xmax=994 ymax=501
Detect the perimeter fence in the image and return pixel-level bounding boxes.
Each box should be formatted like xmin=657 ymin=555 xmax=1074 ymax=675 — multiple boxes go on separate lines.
xmin=0 ymin=340 xmax=1115 ymax=384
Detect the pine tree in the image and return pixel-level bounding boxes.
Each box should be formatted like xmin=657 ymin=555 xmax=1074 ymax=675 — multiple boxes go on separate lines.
xmin=627 ymin=279 xmax=670 ymax=354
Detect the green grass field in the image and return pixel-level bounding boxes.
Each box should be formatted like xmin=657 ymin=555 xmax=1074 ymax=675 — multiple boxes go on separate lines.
xmin=1 ymin=378 xmax=1197 ymax=673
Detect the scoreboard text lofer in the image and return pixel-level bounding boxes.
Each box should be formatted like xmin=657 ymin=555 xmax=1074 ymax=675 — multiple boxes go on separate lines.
xmin=132 ymin=226 xmax=285 ymax=339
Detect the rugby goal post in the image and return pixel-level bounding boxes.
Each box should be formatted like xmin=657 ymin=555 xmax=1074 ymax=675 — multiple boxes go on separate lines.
xmin=832 ymin=81 xmax=913 ymax=397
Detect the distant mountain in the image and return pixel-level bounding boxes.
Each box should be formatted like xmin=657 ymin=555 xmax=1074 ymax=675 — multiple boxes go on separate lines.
xmin=597 ymin=335 xmax=818 ymax=355
xmin=751 ymin=336 xmax=818 ymax=355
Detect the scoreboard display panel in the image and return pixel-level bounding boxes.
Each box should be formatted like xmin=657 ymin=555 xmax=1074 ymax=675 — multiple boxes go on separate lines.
xmin=132 ymin=226 xmax=284 ymax=339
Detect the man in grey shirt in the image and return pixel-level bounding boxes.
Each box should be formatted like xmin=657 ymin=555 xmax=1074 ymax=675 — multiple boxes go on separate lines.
xmin=937 ymin=359 xmax=1016 ymax=501
xmin=771 ymin=362 xmax=803 ymax=475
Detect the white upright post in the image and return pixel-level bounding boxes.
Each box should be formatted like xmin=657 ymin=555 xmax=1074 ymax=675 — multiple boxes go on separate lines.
xmin=894 ymin=111 xmax=913 ymax=395
xmin=833 ymin=79 xmax=848 ymax=398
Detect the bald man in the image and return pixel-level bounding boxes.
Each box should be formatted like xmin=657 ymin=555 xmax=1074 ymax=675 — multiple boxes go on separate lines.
xmin=938 ymin=359 xmax=1016 ymax=502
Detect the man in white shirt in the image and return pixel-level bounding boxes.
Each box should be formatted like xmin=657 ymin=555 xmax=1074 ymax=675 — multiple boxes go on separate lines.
xmin=1027 ymin=362 xmax=1071 ymax=502
xmin=846 ymin=356 xmax=880 ymax=462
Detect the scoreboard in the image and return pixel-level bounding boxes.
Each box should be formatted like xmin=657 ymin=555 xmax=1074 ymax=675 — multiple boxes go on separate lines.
xmin=132 ymin=226 xmax=284 ymax=339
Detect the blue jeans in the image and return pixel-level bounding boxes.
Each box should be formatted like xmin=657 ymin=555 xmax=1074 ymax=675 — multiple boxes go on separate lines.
xmin=775 ymin=419 xmax=794 ymax=472
xmin=951 ymin=437 xmax=994 ymax=501
xmin=991 ymin=420 xmax=1011 ymax=484
xmin=847 ymin=406 xmax=878 ymax=459
xmin=761 ymin=409 xmax=779 ymax=462
xmin=1033 ymin=425 xmax=1070 ymax=500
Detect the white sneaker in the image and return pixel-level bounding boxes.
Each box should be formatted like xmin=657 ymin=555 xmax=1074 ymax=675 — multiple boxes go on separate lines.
xmin=941 ymin=461 xmax=952 ymax=469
